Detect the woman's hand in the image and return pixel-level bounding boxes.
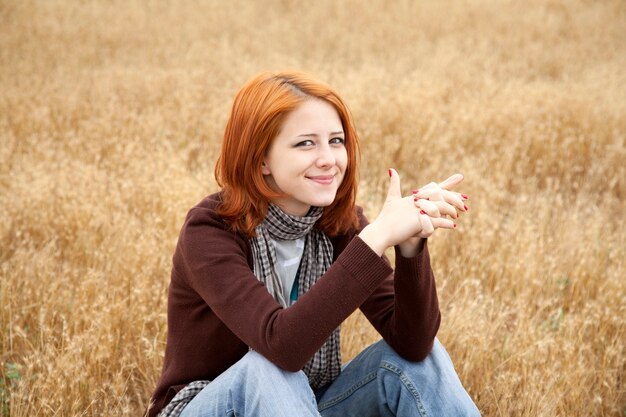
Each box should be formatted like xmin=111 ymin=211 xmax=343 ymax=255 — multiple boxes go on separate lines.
xmin=412 ymin=174 xmax=469 ymax=220
xmin=359 ymin=169 xmax=462 ymax=257
xmin=398 ymin=173 xmax=470 ymax=257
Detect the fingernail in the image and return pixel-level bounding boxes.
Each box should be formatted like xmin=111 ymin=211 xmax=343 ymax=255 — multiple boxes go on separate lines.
xmin=412 ymin=189 xmax=419 ymax=194
xmin=461 ymin=194 xmax=469 ymax=200
xmin=420 ymin=210 xmax=426 ymax=215
xmin=453 ymin=223 xmax=457 ymax=229
xmin=464 ymin=205 xmax=468 ymax=211
xmin=426 ymin=197 xmax=430 ymax=200
xmin=388 ymin=168 xmax=392 ymax=177
xmin=414 ymin=197 xmax=418 ymax=202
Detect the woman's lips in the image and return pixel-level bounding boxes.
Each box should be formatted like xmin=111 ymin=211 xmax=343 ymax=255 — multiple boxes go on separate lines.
xmin=307 ymin=175 xmax=335 ymax=185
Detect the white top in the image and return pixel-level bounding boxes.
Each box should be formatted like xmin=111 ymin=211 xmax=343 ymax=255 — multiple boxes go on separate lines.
xmin=270 ymin=237 xmax=305 ymax=305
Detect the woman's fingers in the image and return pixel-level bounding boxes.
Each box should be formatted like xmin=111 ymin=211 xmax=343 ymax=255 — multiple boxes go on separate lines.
xmin=417 ymin=212 xmax=435 ymax=238
xmin=442 ymin=189 xmax=467 ymax=213
xmin=386 ymin=168 xmax=403 ymax=203
xmin=416 ymin=213 xmax=455 ymax=237
xmin=438 ymin=173 xmax=464 ymax=190
xmin=430 ymin=216 xmax=456 ymax=230
xmin=413 ymin=199 xmax=457 ymax=236
xmin=407 ymin=173 xmax=466 ymax=238
xmin=414 ymin=198 xmax=458 ymax=219
xmin=413 ymin=186 xmax=444 ymax=201
xmin=414 ymin=198 xmax=440 ymax=218
xmin=413 ymin=183 xmax=468 ymax=214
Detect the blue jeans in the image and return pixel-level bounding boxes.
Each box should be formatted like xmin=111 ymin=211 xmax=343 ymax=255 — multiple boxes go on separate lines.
xmin=179 ymin=338 xmax=480 ymax=417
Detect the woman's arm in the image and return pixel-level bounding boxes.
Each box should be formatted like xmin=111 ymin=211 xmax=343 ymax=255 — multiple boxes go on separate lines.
xmin=359 ymin=243 xmax=441 ymax=361
xmin=177 ymin=204 xmax=393 ymax=371
xmin=357 ymin=170 xmax=469 ymax=360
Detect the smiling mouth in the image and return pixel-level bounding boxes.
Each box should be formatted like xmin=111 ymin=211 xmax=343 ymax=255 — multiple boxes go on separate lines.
xmin=306 ymin=175 xmax=335 ymax=185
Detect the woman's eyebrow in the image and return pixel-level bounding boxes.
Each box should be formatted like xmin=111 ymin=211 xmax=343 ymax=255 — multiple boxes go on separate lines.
xmin=296 ymin=131 xmax=344 ymax=138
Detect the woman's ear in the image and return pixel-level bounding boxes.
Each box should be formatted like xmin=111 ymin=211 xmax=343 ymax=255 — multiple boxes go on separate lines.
xmin=261 ymin=160 xmax=271 ymax=175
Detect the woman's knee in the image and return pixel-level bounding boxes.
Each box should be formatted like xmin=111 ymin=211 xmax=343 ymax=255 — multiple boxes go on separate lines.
xmin=377 ymin=339 xmax=481 ymax=416
xmin=180 ymin=352 xmax=319 ymax=417
xmin=234 ymin=350 xmax=311 ymax=389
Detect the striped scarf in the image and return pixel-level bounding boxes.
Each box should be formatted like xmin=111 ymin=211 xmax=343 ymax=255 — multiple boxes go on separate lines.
xmin=250 ymin=204 xmax=341 ymax=389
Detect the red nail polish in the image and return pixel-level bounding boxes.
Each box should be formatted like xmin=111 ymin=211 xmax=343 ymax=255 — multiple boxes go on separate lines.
xmin=426 ymin=197 xmax=430 ymax=200
xmin=464 ymin=205 xmax=468 ymax=211
xmin=461 ymin=194 xmax=469 ymax=200
xmin=414 ymin=197 xmax=418 ymax=202
xmin=388 ymin=169 xmax=392 ymax=177
xmin=412 ymin=190 xmax=418 ymax=194
xmin=420 ymin=210 xmax=426 ymax=215
xmin=453 ymin=223 xmax=457 ymax=228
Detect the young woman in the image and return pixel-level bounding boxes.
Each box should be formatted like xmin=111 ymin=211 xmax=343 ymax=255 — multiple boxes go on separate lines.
xmin=148 ymin=72 xmax=480 ymax=417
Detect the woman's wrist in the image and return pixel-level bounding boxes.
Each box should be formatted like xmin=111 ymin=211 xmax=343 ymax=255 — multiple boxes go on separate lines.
xmin=397 ymin=237 xmax=425 ymax=258
xmin=358 ymin=223 xmax=389 ymax=257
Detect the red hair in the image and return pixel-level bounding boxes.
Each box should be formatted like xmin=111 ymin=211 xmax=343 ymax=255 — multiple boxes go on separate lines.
xmin=215 ymin=71 xmax=361 ymax=237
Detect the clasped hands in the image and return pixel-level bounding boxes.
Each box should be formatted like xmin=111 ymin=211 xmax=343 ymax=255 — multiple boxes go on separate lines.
xmin=359 ymin=169 xmax=470 ymax=257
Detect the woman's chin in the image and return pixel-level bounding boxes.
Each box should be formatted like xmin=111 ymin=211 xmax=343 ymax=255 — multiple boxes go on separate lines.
xmin=310 ymin=196 xmax=337 ymax=209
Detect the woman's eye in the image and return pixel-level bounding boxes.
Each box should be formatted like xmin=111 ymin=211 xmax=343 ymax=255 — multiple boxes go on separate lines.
xmin=295 ymin=140 xmax=315 ymax=147
xmin=330 ymin=137 xmax=345 ymax=145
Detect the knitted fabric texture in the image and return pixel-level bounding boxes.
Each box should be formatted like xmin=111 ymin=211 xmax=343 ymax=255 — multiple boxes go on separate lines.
xmin=249 ymin=204 xmax=341 ymax=389
xmin=158 ymin=204 xmax=340 ymax=417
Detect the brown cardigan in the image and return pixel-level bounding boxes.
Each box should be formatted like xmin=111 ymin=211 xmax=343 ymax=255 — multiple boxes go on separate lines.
xmin=148 ymin=193 xmax=440 ymax=416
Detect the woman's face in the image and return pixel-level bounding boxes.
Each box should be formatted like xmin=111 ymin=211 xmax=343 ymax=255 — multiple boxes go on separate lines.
xmin=262 ymin=98 xmax=348 ymax=217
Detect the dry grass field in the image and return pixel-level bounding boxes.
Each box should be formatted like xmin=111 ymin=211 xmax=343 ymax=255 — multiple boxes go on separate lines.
xmin=1 ymin=0 xmax=625 ymax=415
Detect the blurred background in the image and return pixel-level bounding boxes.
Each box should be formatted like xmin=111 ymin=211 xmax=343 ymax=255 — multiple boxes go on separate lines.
xmin=1 ymin=0 xmax=624 ymax=415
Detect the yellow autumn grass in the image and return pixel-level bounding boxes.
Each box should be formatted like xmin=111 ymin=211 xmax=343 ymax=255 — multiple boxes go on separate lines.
xmin=1 ymin=0 xmax=624 ymax=415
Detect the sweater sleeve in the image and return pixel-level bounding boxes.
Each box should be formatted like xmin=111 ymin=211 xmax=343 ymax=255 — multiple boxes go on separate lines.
xmin=355 ymin=214 xmax=441 ymax=361
xmin=177 ymin=205 xmax=393 ymax=372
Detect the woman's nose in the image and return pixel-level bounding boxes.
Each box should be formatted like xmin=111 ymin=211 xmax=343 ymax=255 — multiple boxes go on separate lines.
xmin=315 ymin=144 xmax=336 ymax=167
